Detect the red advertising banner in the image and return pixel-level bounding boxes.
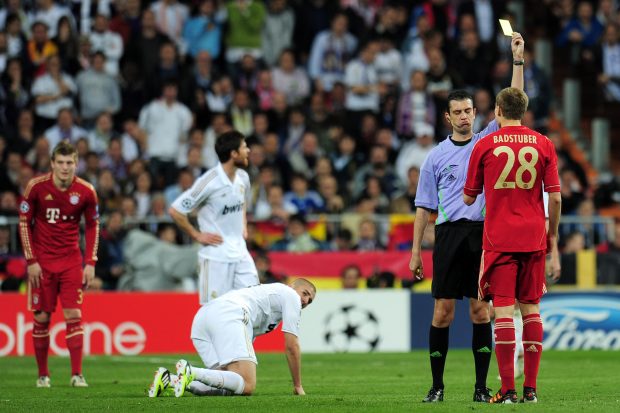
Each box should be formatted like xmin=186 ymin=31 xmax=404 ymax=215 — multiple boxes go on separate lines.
xmin=268 ymin=251 xmax=433 ymax=279
xmin=0 ymin=293 xmax=284 ymax=356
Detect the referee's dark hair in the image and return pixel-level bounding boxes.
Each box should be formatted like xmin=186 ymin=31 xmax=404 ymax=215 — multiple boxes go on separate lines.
xmin=446 ymin=89 xmax=474 ymax=112
xmin=215 ymin=130 xmax=246 ymax=163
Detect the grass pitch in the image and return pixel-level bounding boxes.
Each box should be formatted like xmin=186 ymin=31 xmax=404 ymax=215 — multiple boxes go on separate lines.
xmin=0 ymin=350 xmax=618 ymax=412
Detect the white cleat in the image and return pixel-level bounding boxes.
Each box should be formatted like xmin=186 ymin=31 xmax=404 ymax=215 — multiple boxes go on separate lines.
xmin=148 ymin=367 xmax=171 ymax=398
xmin=70 ymin=374 xmax=89 ymax=387
xmin=36 ymin=376 xmax=51 ymax=388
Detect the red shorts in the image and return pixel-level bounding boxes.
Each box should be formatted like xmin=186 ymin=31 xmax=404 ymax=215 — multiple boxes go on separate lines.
xmin=28 ymin=263 xmax=84 ymax=313
xmin=478 ymin=250 xmax=547 ymax=304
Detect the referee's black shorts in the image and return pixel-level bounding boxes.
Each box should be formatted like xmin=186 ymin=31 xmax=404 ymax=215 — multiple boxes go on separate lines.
xmin=432 ymin=220 xmax=483 ymax=299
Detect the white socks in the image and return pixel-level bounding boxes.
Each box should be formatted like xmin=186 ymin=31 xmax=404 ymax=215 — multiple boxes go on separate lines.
xmin=193 ymin=367 xmax=245 ymax=395
xmin=188 ymin=381 xmax=233 ymax=396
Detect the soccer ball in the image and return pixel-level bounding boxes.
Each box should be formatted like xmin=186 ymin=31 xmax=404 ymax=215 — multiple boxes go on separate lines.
xmin=324 ymin=305 xmax=380 ymax=352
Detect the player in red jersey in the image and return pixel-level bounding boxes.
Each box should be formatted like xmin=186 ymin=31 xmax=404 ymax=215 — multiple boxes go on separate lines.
xmin=463 ymin=87 xmax=561 ymax=404
xmin=19 ymin=141 xmax=100 ymax=388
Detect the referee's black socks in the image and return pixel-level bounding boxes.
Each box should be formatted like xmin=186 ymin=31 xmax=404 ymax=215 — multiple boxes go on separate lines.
xmin=472 ymin=322 xmax=492 ymax=389
xmin=429 ymin=325 xmax=449 ymax=389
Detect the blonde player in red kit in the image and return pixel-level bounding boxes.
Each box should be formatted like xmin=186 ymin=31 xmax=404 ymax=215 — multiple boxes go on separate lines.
xmin=19 ymin=141 xmax=100 ymax=388
xmin=463 ymin=87 xmax=561 ymax=404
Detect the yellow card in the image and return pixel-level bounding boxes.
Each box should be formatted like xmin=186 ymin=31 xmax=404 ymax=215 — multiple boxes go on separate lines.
xmin=499 ymin=19 xmax=513 ymax=37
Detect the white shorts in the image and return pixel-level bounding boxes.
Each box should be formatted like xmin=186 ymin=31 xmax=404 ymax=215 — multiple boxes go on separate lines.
xmin=198 ymin=252 xmax=258 ymax=304
xmin=191 ymin=300 xmax=257 ymax=368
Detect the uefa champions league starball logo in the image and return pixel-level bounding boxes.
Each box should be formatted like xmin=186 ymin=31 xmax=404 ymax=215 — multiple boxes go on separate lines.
xmin=324 ymin=305 xmax=381 ymax=352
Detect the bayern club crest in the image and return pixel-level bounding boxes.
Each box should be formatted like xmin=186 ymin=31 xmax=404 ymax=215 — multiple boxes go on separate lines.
xmin=69 ymin=193 xmax=80 ymax=205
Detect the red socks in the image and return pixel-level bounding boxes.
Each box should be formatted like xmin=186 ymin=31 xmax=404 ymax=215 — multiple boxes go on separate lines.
xmin=65 ymin=318 xmax=84 ymax=376
xmin=522 ymin=313 xmax=543 ymax=389
xmin=33 ymin=320 xmax=50 ymax=377
xmin=494 ymin=317 xmax=516 ymax=393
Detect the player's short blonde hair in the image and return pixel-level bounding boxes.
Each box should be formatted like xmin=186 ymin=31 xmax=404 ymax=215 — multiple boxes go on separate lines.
xmin=496 ymin=87 xmax=529 ymax=120
xmin=291 ymin=278 xmax=317 ymax=293
xmin=51 ymin=141 xmax=78 ymax=161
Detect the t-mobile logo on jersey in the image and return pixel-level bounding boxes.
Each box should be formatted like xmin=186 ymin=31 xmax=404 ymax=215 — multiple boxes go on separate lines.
xmin=46 ymin=208 xmax=60 ymax=223
xmin=222 ymin=202 xmax=244 ymax=215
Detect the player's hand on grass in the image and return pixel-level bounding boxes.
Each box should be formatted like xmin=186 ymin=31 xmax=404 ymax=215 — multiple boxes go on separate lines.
xmin=195 ymin=232 xmax=224 ymax=245
xmin=28 ymin=262 xmax=43 ymax=289
xmin=293 ymin=385 xmax=306 ymax=396
xmin=83 ymin=265 xmax=95 ymax=290
xmin=511 ymin=32 xmax=524 ymax=60
xmin=409 ymin=252 xmax=424 ymax=281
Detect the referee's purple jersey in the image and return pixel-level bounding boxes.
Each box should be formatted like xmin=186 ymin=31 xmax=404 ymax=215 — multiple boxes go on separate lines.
xmin=415 ymin=120 xmax=499 ymax=225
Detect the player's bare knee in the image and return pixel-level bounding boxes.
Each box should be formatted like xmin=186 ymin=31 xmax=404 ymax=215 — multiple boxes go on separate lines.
xmin=34 ymin=311 xmax=51 ymax=323
xmin=63 ymin=308 xmax=82 ymax=320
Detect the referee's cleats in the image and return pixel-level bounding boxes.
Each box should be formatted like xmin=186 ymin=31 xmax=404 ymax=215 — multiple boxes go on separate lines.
xmin=473 ymin=387 xmax=493 ymax=402
xmin=148 ymin=367 xmax=170 ymax=398
xmin=422 ymin=387 xmax=444 ymax=402
xmin=174 ymin=359 xmax=194 ymax=398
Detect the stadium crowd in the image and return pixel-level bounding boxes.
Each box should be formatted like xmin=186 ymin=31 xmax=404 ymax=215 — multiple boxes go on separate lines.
xmin=1 ymin=0 xmax=620 ymax=291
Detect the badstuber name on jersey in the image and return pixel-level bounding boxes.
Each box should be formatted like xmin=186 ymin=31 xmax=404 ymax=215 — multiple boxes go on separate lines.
xmin=492 ymin=134 xmax=538 ymax=144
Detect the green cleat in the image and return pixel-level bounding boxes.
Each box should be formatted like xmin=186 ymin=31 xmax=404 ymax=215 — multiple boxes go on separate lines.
xmin=174 ymin=359 xmax=195 ymax=398
xmin=148 ymin=367 xmax=170 ymax=398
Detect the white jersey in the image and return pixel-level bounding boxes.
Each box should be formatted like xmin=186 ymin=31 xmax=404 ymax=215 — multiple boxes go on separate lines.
xmin=220 ymin=283 xmax=302 ymax=338
xmin=171 ymin=163 xmax=251 ymax=261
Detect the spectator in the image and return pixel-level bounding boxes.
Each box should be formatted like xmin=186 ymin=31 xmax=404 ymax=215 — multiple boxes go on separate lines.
xmin=272 ymin=48 xmax=310 ymax=105
xmin=317 ymin=174 xmax=345 ymax=213
xmin=354 ymin=217 xmax=385 ymax=251
xmin=87 ymin=112 xmax=118 ymax=155
xmin=331 ymin=227 xmax=354 ymax=251
xmin=31 ymin=55 xmax=77 ymax=130
xmin=367 ymin=270 xmax=396 ymax=288
xmin=0 ymin=151 xmax=22 ymax=194
xmin=352 ymin=144 xmax=400 ymax=199
xmin=89 ymin=13 xmax=124 ymax=77
xmin=246 ymin=111 xmax=270 ymax=147
xmin=559 ymin=168 xmax=586 ymax=215
xmin=95 ymin=210 xmax=125 ymax=290
xmin=340 ymin=264 xmax=362 ymax=289
xmin=306 ymin=93 xmax=334 ymax=149
xmin=255 ymin=69 xmax=276 ymax=111
xmin=126 ymin=9 xmax=171 ymax=76
xmin=331 ymin=134 xmax=361 ymax=198
xmin=262 ymin=0 xmax=295 ymax=66
xmin=283 ymin=174 xmax=324 ymax=215
xmin=596 ymin=23 xmax=620 ymax=102
xmin=164 ymin=167 xmax=194 ymax=208
xmin=230 ymin=89 xmax=254 ymax=137
xmin=396 ymin=70 xmax=436 ymax=138
xmin=292 ymin=0 xmax=335 ymax=59
xmin=308 ymin=12 xmax=358 ymax=92
xmin=27 ymin=136 xmax=51 ymax=173
xmin=43 ymin=107 xmax=87 ymax=149
xmin=53 ymin=15 xmax=78 ymax=75
xmin=108 ymin=0 xmax=143 ymax=45
xmin=100 ymin=137 xmax=128 ymax=184
xmin=557 ymin=0 xmax=604 ymax=49
xmin=255 ymin=252 xmax=281 ymax=283
xmin=1 ymin=58 xmax=29 ymax=126
xmin=390 ymin=166 xmax=419 ymax=214
xmin=96 ymin=169 xmax=122 ymax=215
xmin=451 ymin=29 xmax=491 ymax=91
xmin=355 ymin=175 xmax=390 ymax=214
xmin=6 ymin=109 xmax=35 ymax=156
xmin=32 ymin=0 xmax=74 ymax=38
xmin=472 ymin=87 xmax=494 ymax=132
xmin=254 ymin=184 xmax=298 ymax=222
xmin=457 ymin=0 xmax=505 ymax=48
xmin=289 ymin=131 xmax=324 ymax=181
xmin=0 ymin=1 xmax=29 ymax=33
xmin=183 ymin=0 xmax=224 ymax=59
xmin=564 ymin=198 xmax=607 ymax=248
xmin=344 ymin=40 xmax=380 ymax=125
xmin=150 ymin=0 xmax=190 ymax=56
xmin=138 ymin=79 xmax=193 ymax=188
xmin=270 ymin=213 xmax=323 ymax=252
xmin=76 ymin=52 xmax=122 ymax=126
xmin=4 ymin=13 xmax=27 ymax=60
xmin=225 ymin=0 xmax=267 ymax=65
xmin=145 ymin=42 xmax=190 ymax=103
xmin=426 ymin=47 xmax=463 ymax=134
xmin=374 ymin=35 xmax=403 ymax=93
xmin=25 ymin=21 xmax=58 ymax=78
xmin=282 ymin=106 xmax=307 ymax=156
xmin=133 ymin=171 xmax=153 ymax=219
xmin=523 ymin=47 xmax=552 ymax=125
xmin=119 ymin=119 xmax=145 ymax=163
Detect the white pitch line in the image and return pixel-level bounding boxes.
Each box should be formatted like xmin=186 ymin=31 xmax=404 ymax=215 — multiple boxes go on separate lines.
xmin=89 ymin=356 xmax=182 ymax=364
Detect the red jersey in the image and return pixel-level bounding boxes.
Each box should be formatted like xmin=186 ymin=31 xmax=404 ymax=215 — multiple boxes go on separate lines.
xmin=464 ymin=125 xmax=561 ymax=252
xmin=19 ymin=173 xmax=100 ymax=270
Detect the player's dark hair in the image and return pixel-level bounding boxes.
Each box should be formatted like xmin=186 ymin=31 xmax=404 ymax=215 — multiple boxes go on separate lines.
xmin=51 ymin=141 xmax=78 ymax=161
xmin=215 ymin=130 xmax=246 ymax=163
xmin=496 ymin=87 xmax=529 ymax=120
xmin=446 ymin=89 xmax=474 ymax=112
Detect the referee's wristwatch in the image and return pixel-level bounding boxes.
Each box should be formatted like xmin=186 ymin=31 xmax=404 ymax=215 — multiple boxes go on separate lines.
xmin=513 ymin=59 xmax=525 ymax=66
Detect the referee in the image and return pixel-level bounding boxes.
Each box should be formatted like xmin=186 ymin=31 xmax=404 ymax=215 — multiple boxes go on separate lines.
xmin=409 ymin=32 xmax=525 ymax=403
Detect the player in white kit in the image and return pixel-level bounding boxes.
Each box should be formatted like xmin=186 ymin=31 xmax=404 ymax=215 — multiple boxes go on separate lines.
xmin=169 ymin=130 xmax=259 ymax=304
xmin=148 ymin=278 xmax=316 ymax=397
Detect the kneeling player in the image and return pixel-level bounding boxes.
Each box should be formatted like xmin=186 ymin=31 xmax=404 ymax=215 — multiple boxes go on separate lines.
xmin=148 ymin=279 xmax=316 ymax=397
